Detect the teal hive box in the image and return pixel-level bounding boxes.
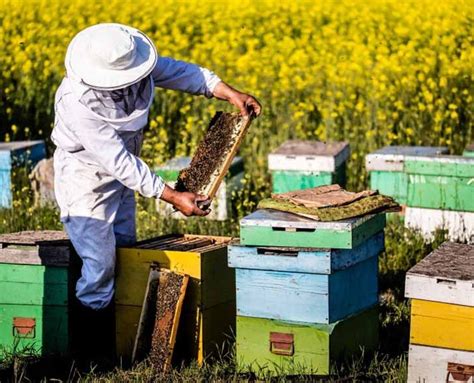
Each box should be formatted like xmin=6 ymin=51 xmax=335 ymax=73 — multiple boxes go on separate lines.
xmin=155 ymin=156 xmax=244 ymax=220
xmin=365 ymin=146 xmax=448 ymax=205
xmin=229 ymin=231 xmax=384 ymax=324
xmin=268 ymin=140 xmax=349 ymax=193
xmin=405 ymin=155 xmax=474 ymax=212
xmin=0 ymin=141 xmax=46 ymax=208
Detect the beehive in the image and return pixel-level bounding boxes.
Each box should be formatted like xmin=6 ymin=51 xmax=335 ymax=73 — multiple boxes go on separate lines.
xmin=365 ymin=145 xmax=447 ymax=205
xmin=115 ymin=234 xmax=234 ymax=364
xmin=268 ymin=140 xmax=349 ymax=193
xmin=155 ymin=156 xmax=244 ymax=220
xmin=236 ymin=308 xmax=378 ymax=376
xmin=0 ymin=141 xmax=46 ymax=208
xmin=0 ymin=231 xmax=73 ymax=355
xmin=405 ymin=155 xmax=474 ymax=212
xmin=463 ymin=143 xmax=474 ymax=157
xmin=405 ymin=242 xmax=474 ymax=382
xmin=239 ymin=209 xmax=385 ymax=249
xmin=229 ymin=232 xmax=383 ymax=324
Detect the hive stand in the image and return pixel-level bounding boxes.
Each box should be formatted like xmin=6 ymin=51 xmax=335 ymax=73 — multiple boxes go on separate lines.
xmin=268 ymin=140 xmax=349 ymax=193
xmin=0 ymin=141 xmax=46 ymax=208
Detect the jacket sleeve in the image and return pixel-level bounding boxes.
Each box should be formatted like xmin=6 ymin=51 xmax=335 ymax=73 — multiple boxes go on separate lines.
xmin=69 ymin=106 xmax=166 ymax=199
xmin=152 ymin=56 xmax=221 ymax=98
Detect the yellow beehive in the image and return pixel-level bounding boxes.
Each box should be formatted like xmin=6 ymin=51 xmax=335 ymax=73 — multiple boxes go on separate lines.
xmin=115 ymin=234 xmax=234 ymax=364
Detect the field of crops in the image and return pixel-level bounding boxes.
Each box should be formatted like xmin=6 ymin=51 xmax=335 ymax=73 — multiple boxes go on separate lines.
xmin=0 ymin=0 xmax=473 ymax=380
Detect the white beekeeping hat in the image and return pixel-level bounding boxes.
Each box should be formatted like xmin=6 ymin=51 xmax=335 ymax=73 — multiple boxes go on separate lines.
xmin=65 ymin=23 xmax=158 ymax=90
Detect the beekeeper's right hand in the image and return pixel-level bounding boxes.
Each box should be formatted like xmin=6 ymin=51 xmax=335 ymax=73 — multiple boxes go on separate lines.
xmin=160 ymin=185 xmax=210 ymax=216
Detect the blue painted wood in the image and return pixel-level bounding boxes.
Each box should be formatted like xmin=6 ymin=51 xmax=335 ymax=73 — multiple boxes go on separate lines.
xmin=0 ymin=141 xmax=46 ymax=208
xmin=228 ymin=231 xmax=384 ymax=274
xmin=236 ymin=255 xmax=378 ymax=324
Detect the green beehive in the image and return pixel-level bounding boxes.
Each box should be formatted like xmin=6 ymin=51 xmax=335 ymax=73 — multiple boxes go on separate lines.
xmin=0 ymin=231 xmax=73 ymax=356
xmin=366 ymin=146 xmax=448 ymax=205
xmin=268 ymin=141 xmax=349 ymax=193
xmin=406 ymin=155 xmax=474 ymax=212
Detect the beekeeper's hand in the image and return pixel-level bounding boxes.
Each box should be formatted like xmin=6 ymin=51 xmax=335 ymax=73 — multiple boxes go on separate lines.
xmin=213 ymin=81 xmax=262 ymax=117
xmin=160 ymin=185 xmax=210 ymax=216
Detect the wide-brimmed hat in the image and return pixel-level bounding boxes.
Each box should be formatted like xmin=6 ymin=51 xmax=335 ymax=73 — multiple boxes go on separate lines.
xmin=65 ymin=23 xmax=158 ymax=90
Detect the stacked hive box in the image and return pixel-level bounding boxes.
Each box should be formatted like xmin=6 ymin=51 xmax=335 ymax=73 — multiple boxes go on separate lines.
xmin=405 ymin=242 xmax=474 ymax=382
xmin=0 ymin=231 xmax=73 ymax=356
xmin=229 ymin=209 xmax=385 ymax=375
xmin=115 ymin=234 xmax=235 ymax=365
xmin=268 ymin=141 xmax=349 ymax=193
xmin=155 ymin=156 xmax=244 ymax=220
xmin=403 ymin=155 xmax=474 ymax=243
xmin=0 ymin=141 xmax=46 ymax=208
xmin=365 ymin=146 xmax=448 ymax=207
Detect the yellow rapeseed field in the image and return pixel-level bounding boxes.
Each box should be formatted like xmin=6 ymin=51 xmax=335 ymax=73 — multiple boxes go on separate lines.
xmin=1 ymin=0 xmax=473 ymax=195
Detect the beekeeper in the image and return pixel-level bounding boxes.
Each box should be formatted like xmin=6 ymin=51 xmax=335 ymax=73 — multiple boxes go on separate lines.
xmin=51 ymin=23 xmax=261 ymax=339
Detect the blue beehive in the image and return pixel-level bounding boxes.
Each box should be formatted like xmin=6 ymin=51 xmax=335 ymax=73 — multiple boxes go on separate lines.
xmin=229 ymin=231 xmax=383 ymax=324
xmin=0 ymin=141 xmax=46 ymax=208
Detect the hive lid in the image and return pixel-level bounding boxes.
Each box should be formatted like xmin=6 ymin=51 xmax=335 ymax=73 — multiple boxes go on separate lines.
xmin=405 ymin=242 xmax=474 ymax=306
xmin=365 ymin=145 xmax=448 ymax=172
xmin=0 ymin=140 xmax=45 ymax=152
xmin=0 ymin=231 xmax=71 ymax=266
xmin=155 ymin=156 xmax=243 ymax=182
xmin=268 ymin=140 xmax=350 ymax=172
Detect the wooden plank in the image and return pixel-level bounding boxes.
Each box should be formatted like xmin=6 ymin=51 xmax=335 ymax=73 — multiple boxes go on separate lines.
xmin=408 ymin=344 xmax=474 ymax=383
xmin=405 ymin=207 xmax=474 ymax=243
xmin=407 ymin=174 xmax=474 ymax=211
xmin=240 ymin=209 xmax=385 ymax=249
xmin=0 ymin=230 xmax=68 ymax=246
xmin=236 ymin=307 xmax=378 ymax=376
xmin=410 ymin=299 xmax=474 ymax=351
xmin=268 ymin=140 xmax=350 ymax=172
xmin=228 ymin=231 xmax=384 ymax=274
xmin=236 ymin=256 xmax=378 ymax=324
xmin=365 ymin=146 xmax=448 ymax=172
xmin=0 ymin=247 xmax=70 ymax=266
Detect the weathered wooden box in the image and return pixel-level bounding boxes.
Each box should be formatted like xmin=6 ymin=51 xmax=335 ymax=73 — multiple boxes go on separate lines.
xmin=408 ymin=344 xmax=474 ymax=383
xmin=115 ymin=234 xmax=235 ymax=364
xmin=365 ymin=146 xmax=447 ymax=205
xmin=0 ymin=231 xmax=72 ymax=356
xmin=0 ymin=141 xmax=46 ymax=208
xmin=405 ymin=155 xmax=474 ymax=212
xmin=229 ymin=232 xmax=383 ymax=323
xmin=155 ymin=156 xmax=243 ymax=220
xmin=236 ymin=307 xmax=378 ymax=376
xmin=268 ymin=140 xmax=349 ymax=193
xmin=240 ymin=209 xmax=385 ymax=249
xmin=405 ymin=206 xmax=474 ymax=243
xmin=405 ymin=242 xmax=474 ymax=352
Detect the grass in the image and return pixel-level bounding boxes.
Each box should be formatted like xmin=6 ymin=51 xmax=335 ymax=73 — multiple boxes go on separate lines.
xmin=0 ymin=174 xmax=449 ymax=382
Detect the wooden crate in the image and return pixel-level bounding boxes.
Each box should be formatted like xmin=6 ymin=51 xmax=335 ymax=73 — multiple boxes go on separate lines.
xmin=365 ymin=146 xmax=447 ymax=205
xmin=115 ymin=234 xmax=234 ymax=364
xmin=236 ymin=307 xmax=378 ymax=376
xmin=405 ymin=242 xmax=474 ymax=352
xmin=240 ymin=209 xmax=385 ymax=249
xmin=0 ymin=141 xmax=46 ymax=208
xmin=268 ymin=140 xmax=349 ymax=193
xmin=405 ymin=207 xmax=474 ymax=243
xmin=408 ymin=344 xmax=474 ymax=383
xmin=405 ymin=155 xmax=474 ymax=212
xmin=0 ymin=231 xmax=72 ymax=356
xmin=229 ymin=232 xmax=383 ymax=323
